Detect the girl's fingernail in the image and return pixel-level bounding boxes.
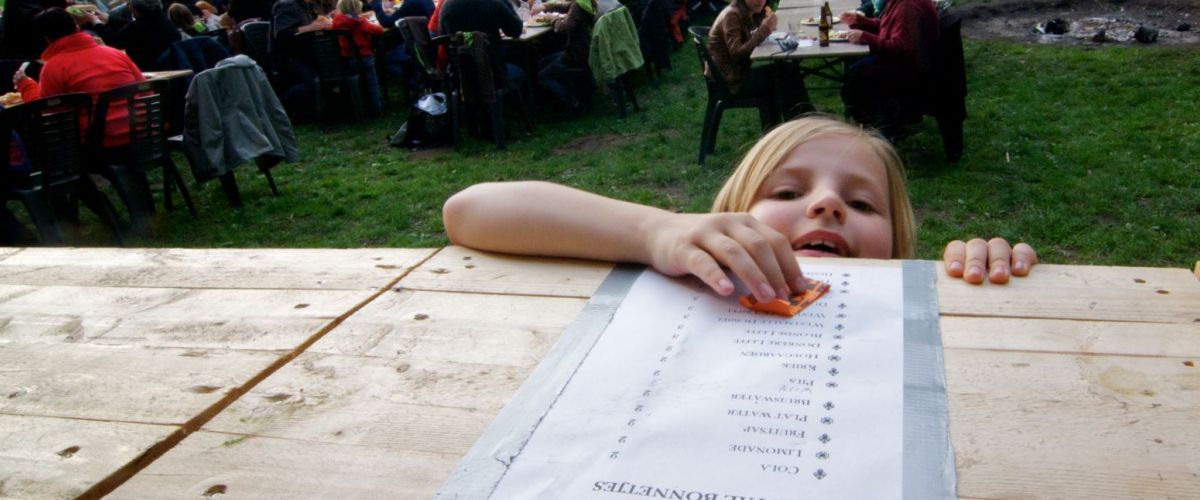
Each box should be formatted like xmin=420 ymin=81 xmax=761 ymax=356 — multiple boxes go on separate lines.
xmin=1014 ymin=260 xmax=1027 ymax=273
xmin=759 ymin=283 xmax=776 ymax=300
xmin=718 ymin=278 xmax=734 ymax=294
xmin=778 ymin=287 xmax=791 ymax=299
xmin=949 ymin=261 xmax=963 ymax=274
xmin=967 ymin=264 xmax=983 ymax=280
xmin=794 ymin=277 xmax=809 ymax=292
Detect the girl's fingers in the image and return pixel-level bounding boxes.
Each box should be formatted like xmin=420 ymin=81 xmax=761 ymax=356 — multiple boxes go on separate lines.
xmin=986 ymin=237 xmax=1013 ymax=284
xmin=751 ymin=219 xmax=806 ymax=295
xmin=682 ymin=246 xmax=735 ymax=297
xmin=697 ymin=232 xmax=774 ymax=303
xmin=728 ymin=224 xmax=794 ymax=300
xmin=1012 ymin=243 xmax=1038 ymax=276
xmin=962 ymin=238 xmax=989 ymax=284
xmin=943 ymin=240 xmax=966 ymax=277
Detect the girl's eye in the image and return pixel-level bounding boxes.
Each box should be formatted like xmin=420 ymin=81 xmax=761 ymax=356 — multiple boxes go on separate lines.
xmin=773 ymin=190 xmax=800 ymax=200
xmin=849 ymin=200 xmax=876 ymax=212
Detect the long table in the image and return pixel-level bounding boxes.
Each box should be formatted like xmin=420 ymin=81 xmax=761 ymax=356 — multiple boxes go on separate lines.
xmin=0 ymin=247 xmax=1197 ymax=499
xmin=751 ymin=0 xmax=870 ymax=63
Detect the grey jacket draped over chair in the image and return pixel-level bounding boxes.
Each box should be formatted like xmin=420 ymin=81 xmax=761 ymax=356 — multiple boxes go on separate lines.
xmin=183 ymin=55 xmax=299 ymax=182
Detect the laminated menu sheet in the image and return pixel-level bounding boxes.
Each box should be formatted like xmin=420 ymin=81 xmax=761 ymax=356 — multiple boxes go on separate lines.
xmin=437 ymin=261 xmax=955 ymax=500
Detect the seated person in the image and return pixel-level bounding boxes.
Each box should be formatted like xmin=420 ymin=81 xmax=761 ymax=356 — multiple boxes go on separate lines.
xmin=438 ymin=0 xmax=528 ymax=91
xmin=169 ymin=2 xmax=208 ymax=36
xmin=0 ymin=0 xmax=67 ymax=60
xmin=707 ymin=0 xmax=809 ymax=120
xmin=332 ymin=0 xmax=384 ymax=117
xmin=196 ymin=1 xmax=224 ymax=31
xmin=271 ymin=0 xmax=333 ymax=119
xmin=443 ymin=115 xmax=1038 ymax=294
xmin=102 ymin=0 xmax=186 ymax=70
xmin=369 ymin=0 xmax=432 ymax=92
xmin=533 ymin=0 xmax=597 ymax=113
xmin=230 ymin=0 xmax=274 ymax=23
xmin=857 ymin=0 xmax=886 ymax=18
xmin=839 ymin=0 xmax=938 ymax=133
xmin=11 ymin=7 xmax=151 ymax=223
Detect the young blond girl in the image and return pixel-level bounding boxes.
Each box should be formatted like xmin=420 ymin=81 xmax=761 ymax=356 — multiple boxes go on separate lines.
xmin=443 ymin=116 xmax=1037 ymax=303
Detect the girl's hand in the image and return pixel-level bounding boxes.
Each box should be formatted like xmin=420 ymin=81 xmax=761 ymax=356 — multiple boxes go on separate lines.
xmin=839 ymin=11 xmax=858 ymax=25
xmin=763 ymin=12 xmax=778 ymax=32
xmin=943 ymin=238 xmax=1037 ymax=284
xmin=847 ymin=29 xmax=864 ymax=44
xmin=644 ymin=212 xmax=806 ymax=303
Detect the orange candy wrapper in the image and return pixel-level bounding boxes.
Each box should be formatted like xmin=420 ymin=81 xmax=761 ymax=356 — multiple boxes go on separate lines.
xmin=739 ymin=278 xmax=831 ymax=317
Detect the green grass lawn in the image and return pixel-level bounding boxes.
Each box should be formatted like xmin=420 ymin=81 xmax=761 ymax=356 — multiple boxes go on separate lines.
xmin=115 ymin=35 xmax=1198 ymax=270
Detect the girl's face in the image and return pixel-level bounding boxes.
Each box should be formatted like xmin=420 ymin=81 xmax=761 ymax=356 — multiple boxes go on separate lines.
xmin=744 ymin=0 xmax=767 ymax=14
xmin=748 ymin=135 xmax=893 ymax=259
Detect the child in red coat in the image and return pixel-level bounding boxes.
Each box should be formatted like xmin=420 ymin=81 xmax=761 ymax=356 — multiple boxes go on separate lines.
xmin=333 ymin=0 xmax=385 ymax=116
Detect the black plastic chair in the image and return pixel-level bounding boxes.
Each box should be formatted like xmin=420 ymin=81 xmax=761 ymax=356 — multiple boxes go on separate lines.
xmin=927 ymin=11 xmax=966 ymax=162
xmin=397 ymin=16 xmax=442 ymax=94
xmin=444 ymin=31 xmax=533 ymax=150
xmin=299 ymin=29 xmax=366 ymax=124
xmin=240 ymin=21 xmax=274 ymax=69
xmin=871 ymin=11 xmax=965 ymax=162
xmin=92 ymin=79 xmax=198 ymax=225
xmin=689 ymin=25 xmax=777 ymax=165
xmin=1 ymin=93 xmax=125 ymax=245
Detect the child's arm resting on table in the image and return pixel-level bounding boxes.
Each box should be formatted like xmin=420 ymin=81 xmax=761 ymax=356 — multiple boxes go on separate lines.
xmin=943 ymin=238 xmax=1038 ymax=284
xmin=443 ymin=181 xmax=806 ymax=303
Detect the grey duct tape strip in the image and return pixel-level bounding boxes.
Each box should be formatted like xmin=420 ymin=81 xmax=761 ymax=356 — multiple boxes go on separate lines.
xmin=435 ymin=264 xmax=645 ymax=500
xmin=902 ymin=260 xmax=957 ymax=499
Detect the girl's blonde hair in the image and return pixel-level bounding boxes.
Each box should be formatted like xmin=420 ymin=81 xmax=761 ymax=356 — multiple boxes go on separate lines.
xmin=337 ymin=0 xmax=362 ymax=15
xmin=710 ymin=116 xmax=916 ymax=259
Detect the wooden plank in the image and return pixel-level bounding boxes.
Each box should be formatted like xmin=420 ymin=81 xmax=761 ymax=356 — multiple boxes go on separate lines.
xmin=0 ymin=248 xmax=434 ymax=290
xmin=111 ymin=292 xmax=583 ymax=499
xmin=0 ymin=285 xmax=372 ymax=350
xmin=307 ymin=289 xmax=588 ymax=366
xmin=108 ymin=431 xmax=461 ymax=500
xmin=0 ymin=415 xmax=177 ymax=500
xmin=936 ymin=263 xmax=1200 ymax=324
xmin=199 ymin=352 xmax=529 ymax=448
xmin=941 ymin=316 xmax=1200 ymax=358
xmin=111 ymin=355 xmax=545 ymax=498
xmin=398 ymin=245 xmax=611 ymax=298
xmin=946 ymin=349 xmax=1200 ymax=499
xmin=0 ymin=343 xmax=277 ymax=423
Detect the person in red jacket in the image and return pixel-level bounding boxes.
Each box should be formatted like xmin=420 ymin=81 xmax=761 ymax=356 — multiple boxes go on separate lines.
xmin=13 ymin=7 xmax=146 ymax=148
xmin=332 ymin=0 xmax=384 ymax=116
xmin=12 ymin=7 xmax=150 ymax=225
xmin=839 ymin=0 xmax=938 ymax=135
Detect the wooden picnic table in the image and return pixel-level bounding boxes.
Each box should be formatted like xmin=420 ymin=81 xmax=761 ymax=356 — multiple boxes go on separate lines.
xmin=0 ymin=247 xmax=1197 ymax=499
xmin=751 ymin=0 xmax=870 ymax=62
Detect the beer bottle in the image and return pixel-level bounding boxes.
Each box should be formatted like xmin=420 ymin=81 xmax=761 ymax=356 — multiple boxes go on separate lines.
xmin=818 ymin=2 xmax=831 ymax=47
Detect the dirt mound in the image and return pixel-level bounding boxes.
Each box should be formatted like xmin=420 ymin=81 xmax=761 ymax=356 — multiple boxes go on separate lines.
xmin=958 ymin=0 xmax=1199 ymax=45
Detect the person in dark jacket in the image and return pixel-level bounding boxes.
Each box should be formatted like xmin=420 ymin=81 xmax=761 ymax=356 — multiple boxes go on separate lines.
xmin=0 ymin=0 xmax=67 ymax=59
xmin=533 ymin=0 xmax=596 ymax=113
xmin=438 ymin=0 xmax=527 ymax=91
xmin=101 ymin=0 xmax=185 ymax=70
xmin=270 ymin=0 xmax=332 ymax=118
